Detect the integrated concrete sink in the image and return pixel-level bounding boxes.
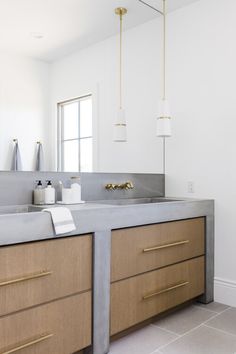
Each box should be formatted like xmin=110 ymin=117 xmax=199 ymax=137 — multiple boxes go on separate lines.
xmin=0 ymin=198 xmax=184 ymax=215
xmin=94 ymin=197 xmax=183 ymax=206
xmin=0 ymin=205 xmax=42 ymax=215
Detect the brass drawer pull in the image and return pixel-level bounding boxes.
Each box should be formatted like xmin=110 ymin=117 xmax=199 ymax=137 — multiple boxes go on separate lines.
xmin=143 ymin=281 xmax=189 ymax=300
xmin=143 ymin=240 xmax=189 ymax=253
xmin=0 ymin=270 xmax=53 ymax=287
xmin=0 ymin=333 xmax=54 ymax=354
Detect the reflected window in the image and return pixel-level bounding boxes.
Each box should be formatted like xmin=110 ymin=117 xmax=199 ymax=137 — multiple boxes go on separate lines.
xmin=58 ymin=95 xmax=93 ymax=172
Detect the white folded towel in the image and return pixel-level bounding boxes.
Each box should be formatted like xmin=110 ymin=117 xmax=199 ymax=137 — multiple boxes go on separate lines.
xmin=43 ymin=207 xmax=76 ymax=235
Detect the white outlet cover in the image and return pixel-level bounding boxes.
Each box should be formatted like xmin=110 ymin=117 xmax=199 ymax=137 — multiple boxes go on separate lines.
xmin=188 ymin=181 xmax=195 ymax=193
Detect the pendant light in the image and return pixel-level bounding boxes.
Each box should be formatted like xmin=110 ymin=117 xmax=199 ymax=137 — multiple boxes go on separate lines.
xmin=114 ymin=7 xmax=127 ymax=142
xmin=156 ymin=0 xmax=172 ymax=137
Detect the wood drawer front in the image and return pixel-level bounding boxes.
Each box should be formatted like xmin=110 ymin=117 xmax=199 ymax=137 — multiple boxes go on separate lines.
xmin=0 ymin=291 xmax=91 ymax=354
xmin=111 ymin=256 xmax=205 ymax=335
xmin=112 ymin=218 xmax=205 ymax=282
xmin=0 ymin=235 xmax=92 ymax=316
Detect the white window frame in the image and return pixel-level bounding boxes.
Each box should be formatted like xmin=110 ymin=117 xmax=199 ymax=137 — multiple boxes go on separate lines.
xmin=57 ymin=93 xmax=97 ymax=172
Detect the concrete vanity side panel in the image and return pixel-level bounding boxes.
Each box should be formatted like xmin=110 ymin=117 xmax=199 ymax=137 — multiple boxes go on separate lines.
xmin=93 ymin=230 xmax=111 ymax=354
xmin=198 ymin=213 xmax=215 ymax=304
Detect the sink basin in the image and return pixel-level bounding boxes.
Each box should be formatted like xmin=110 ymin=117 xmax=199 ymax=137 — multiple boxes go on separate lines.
xmin=93 ymin=198 xmax=183 ymax=206
xmin=0 ymin=205 xmax=42 ymax=215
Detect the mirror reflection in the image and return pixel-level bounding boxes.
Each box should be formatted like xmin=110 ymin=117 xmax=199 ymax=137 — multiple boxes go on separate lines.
xmin=0 ymin=0 xmax=164 ymax=173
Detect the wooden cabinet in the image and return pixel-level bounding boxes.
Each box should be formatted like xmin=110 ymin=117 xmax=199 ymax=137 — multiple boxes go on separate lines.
xmin=0 ymin=235 xmax=92 ymax=317
xmin=111 ymin=218 xmax=205 ymax=335
xmin=0 ymin=292 xmax=91 ymax=354
xmin=0 ymin=235 xmax=92 ymax=353
xmin=111 ymin=257 xmax=204 ymax=335
xmin=112 ymin=218 xmax=205 ymax=282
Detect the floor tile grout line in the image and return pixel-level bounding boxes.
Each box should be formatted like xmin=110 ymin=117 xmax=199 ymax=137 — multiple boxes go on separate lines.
xmin=152 ymin=307 xmax=234 ymax=353
xmin=194 ymin=303 xmax=231 ymax=314
xmin=110 ymin=305 xmax=234 ymax=354
xmin=150 ymin=323 xmax=181 ymax=337
xmin=203 ymin=306 xmax=233 ymax=325
xmin=203 ymin=323 xmax=236 ymax=339
xmin=152 ymin=305 xmax=222 ymax=345
xmin=154 ymin=324 xmax=203 ymax=352
xmin=149 ymin=348 xmax=163 ymax=354
xmin=192 ymin=304 xmax=219 ymax=314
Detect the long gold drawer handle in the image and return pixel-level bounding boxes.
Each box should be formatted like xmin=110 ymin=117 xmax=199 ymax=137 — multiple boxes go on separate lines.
xmin=143 ymin=240 xmax=189 ymax=253
xmin=0 ymin=270 xmax=53 ymax=287
xmin=143 ymin=281 xmax=189 ymax=300
xmin=0 ymin=333 xmax=54 ymax=354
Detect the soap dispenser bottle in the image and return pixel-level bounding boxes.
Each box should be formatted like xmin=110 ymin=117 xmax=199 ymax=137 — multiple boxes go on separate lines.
xmin=34 ymin=180 xmax=44 ymax=205
xmin=44 ymin=180 xmax=55 ymax=205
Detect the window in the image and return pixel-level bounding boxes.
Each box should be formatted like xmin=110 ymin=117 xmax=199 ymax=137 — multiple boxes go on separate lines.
xmin=58 ymin=95 xmax=93 ymax=172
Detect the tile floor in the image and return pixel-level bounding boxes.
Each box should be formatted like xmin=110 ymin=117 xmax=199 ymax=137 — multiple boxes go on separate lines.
xmin=109 ymin=302 xmax=236 ymax=354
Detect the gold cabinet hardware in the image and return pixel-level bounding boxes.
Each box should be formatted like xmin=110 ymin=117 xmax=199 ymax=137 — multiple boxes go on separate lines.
xmin=0 ymin=270 xmax=52 ymax=287
xmin=143 ymin=240 xmax=189 ymax=253
xmin=143 ymin=281 xmax=189 ymax=300
xmin=0 ymin=333 xmax=54 ymax=354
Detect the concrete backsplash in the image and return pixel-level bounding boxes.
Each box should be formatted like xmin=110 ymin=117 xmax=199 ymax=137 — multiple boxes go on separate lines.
xmin=0 ymin=171 xmax=165 ymax=205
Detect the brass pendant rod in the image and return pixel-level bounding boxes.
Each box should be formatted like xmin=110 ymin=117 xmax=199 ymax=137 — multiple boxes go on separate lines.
xmin=115 ymin=8 xmax=127 ymax=110
xmin=120 ymin=12 xmax=123 ymax=109
xmin=138 ymin=0 xmax=164 ymax=15
xmin=163 ymin=0 xmax=166 ymax=100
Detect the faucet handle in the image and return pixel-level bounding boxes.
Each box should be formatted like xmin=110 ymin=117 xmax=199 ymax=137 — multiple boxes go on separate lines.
xmin=105 ymin=183 xmax=116 ymax=190
xmin=125 ymin=181 xmax=134 ymax=190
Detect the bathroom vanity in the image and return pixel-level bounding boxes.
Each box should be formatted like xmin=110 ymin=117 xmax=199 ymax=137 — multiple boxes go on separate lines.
xmin=110 ymin=218 xmax=205 ymax=335
xmin=0 ymin=173 xmax=214 ymax=354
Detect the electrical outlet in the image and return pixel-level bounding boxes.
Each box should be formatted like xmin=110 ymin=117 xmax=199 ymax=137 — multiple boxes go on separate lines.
xmin=187 ymin=181 xmax=195 ymax=193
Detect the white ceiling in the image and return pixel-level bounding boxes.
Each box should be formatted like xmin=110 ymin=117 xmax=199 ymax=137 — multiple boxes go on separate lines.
xmin=0 ymin=0 xmax=200 ymax=62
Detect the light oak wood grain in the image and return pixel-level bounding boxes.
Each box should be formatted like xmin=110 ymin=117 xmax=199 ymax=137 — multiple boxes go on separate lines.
xmin=0 ymin=292 xmax=91 ymax=354
xmin=0 ymin=235 xmax=92 ymax=316
xmin=111 ymin=218 xmax=205 ymax=282
xmin=111 ymin=256 xmax=205 ymax=335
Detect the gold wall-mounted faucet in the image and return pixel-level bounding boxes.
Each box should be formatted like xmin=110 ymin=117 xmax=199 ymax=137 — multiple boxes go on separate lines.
xmin=105 ymin=181 xmax=134 ymax=191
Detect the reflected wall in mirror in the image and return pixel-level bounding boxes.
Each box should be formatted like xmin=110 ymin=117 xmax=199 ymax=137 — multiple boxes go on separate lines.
xmin=0 ymin=0 xmax=189 ymax=172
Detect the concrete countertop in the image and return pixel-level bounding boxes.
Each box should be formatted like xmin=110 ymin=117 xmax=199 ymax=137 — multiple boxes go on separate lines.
xmin=0 ymin=197 xmax=214 ymax=246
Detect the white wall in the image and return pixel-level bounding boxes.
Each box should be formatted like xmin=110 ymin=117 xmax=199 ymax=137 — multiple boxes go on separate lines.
xmin=165 ymin=0 xmax=236 ymax=306
xmin=50 ymin=0 xmax=236 ymax=306
xmin=2 ymin=0 xmax=233 ymax=305
xmin=50 ymin=20 xmax=164 ymax=173
xmin=0 ymin=53 xmax=51 ymax=171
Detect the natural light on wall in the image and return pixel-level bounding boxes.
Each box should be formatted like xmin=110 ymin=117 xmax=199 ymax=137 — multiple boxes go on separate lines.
xmin=58 ymin=95 xmax=93 ymax=172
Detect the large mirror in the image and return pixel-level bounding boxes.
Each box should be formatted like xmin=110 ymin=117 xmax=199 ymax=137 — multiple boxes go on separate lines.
xmin=0 ymin=0 xmax=165 ymax=173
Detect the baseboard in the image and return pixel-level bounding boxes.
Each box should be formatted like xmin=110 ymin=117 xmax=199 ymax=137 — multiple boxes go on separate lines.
xmin=214 ymin=277 xmax=236 ymax=307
